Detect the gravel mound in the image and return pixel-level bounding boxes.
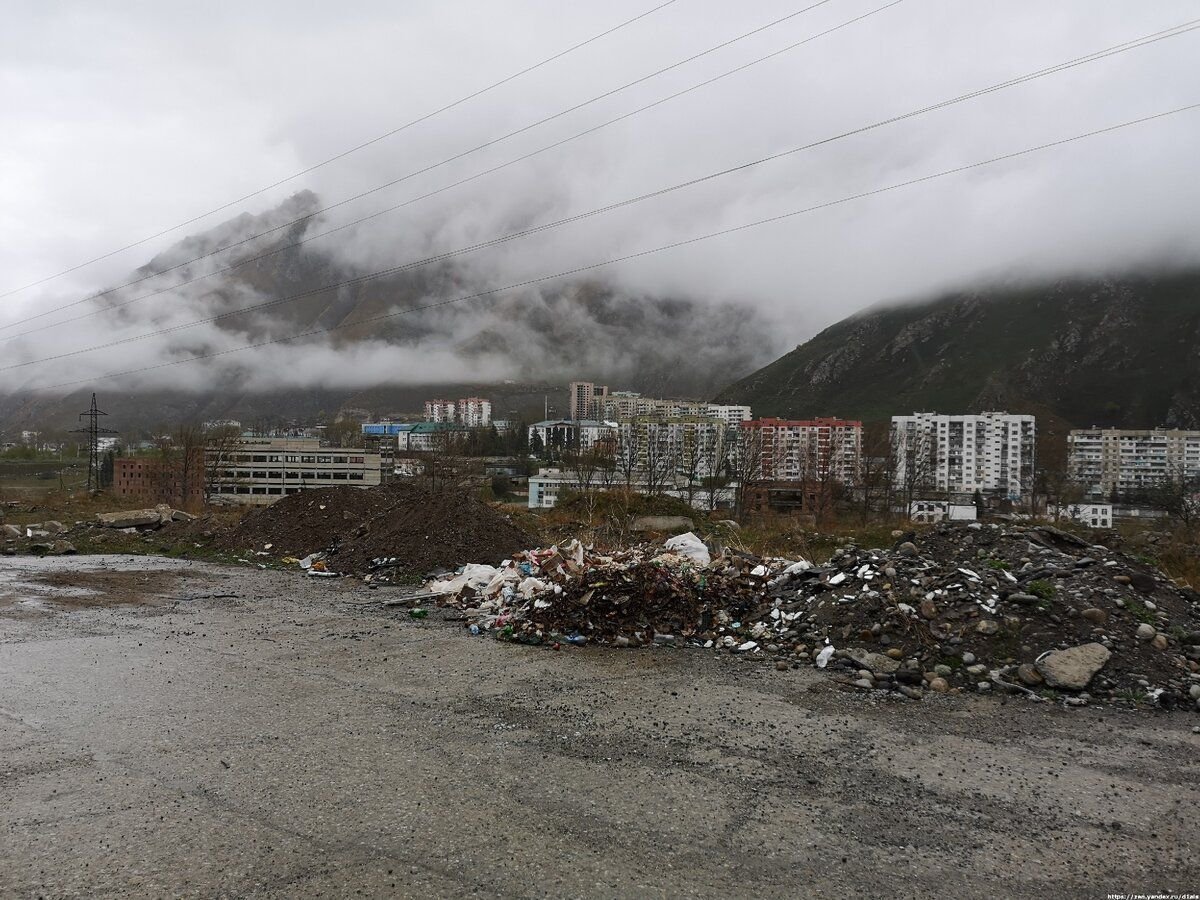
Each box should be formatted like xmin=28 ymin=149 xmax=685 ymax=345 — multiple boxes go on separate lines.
xmin=223 ymin=483 xmax=535 ymax=575
xmin=430 ymin=522 xmax=1200 ymax=710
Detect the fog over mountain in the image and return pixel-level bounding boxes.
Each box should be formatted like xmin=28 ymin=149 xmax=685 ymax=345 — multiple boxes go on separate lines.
xmin=2 ymin=1 xmax=1199 ymax=400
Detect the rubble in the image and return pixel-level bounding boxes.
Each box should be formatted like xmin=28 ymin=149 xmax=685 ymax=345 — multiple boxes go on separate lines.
xmin=95 ymin=506 xmax=187 ymax=529
xmin=425 ymin=522 xmax=1200 ymax=710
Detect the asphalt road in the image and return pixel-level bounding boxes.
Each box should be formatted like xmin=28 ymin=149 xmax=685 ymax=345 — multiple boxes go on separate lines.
xmin=1 ymin=555 xmax=1197 ymax=898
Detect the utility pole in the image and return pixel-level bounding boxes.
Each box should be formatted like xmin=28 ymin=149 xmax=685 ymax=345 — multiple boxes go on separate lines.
xmin=70 ymin=393 xmax=118 ymax=492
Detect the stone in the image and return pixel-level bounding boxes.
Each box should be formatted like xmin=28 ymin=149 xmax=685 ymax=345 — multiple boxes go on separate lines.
xmin=961 ymin=652 xmax=976 ymax=665
xmin=846 ymin=648 xmax=900 ymax=675
xmin=775 ymin=661 xmax=790 ymax=671
xmin=1136 ymin=623 xmax=1156 ymax=641
xmin=172 ymin=510 xmax=197 ymax=523
xmin=96 ymin=509 xmax=164 ymax=529
xmin=1113 ymin=574 xmax=1131 ymax=585
xmin=852 ymin=678 xmax=875 ymax=690
xmin=1 ymin=524 xmax=19 ymax=540
xmin=42 ymin=520 xmax=66 ymax=534
xmin=928 ymin=677 xmax=950 ymax=693
xmin=1008 ymin=592 xmax=1040 ymax=606
xmin=898 ymin=685 xmax=923 ymax=700
xmin=49 ymin=541 xmax=76 ymax=556
xmin=934 ymin=664 xmax=952 ymax=677
xmin=1036 ymin=643 xmax=1112 ymax=690
xmin=1151 ymin=634 xmax=1169 ymax=651
xmin=898 ymin=542 xmax=918 ymax=556
xmin=966 ymin=664 xmax=988 ymax=676
xmin=1190 ymin=684 xmax=1200 ymax=701
xmin=919 ymin=599 xmax=938 ymax=619
xmin=1081 ymin=608 xmax=1108 ymax=625
xmin=976 ymin=681 xmax=992 ymax=692
xmin=885 ymin=648 xmax=904 ymax=659
xmin=975 ymin=620 xmax=1000 ymax=636
xmin=1128 ymin=571 xmax=1157 ymax=594
xmin=630 ymin=516 xmax=693 ymax=533
xmin=1016 ymin=664 xmax=1043 ymax=686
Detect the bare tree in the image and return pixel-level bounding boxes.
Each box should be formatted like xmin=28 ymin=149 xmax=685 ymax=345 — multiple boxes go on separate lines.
xmin=733 ymin=425 xmax=766 ymax=519
xmin=894 ymin=421 xmax=938 ymax=518
xmin=641 ymin=422 xmax=675 ymax=497
xmin=1147 ymin=464 xmax=1200 ymax=533
xmin=204 ymin=424 xmax=244 ymax=506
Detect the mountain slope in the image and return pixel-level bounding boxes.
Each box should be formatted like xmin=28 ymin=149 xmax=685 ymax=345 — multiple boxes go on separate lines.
xmin=716 ymin=270 xmax=1200 ymax=428
xmin=2 ymin=192 xmax=778 ymax=435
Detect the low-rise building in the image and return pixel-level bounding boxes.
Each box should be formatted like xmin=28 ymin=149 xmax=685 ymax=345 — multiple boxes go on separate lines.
xmin=113 ymin=455 xmax=206 ymax=507
xmin=1049 ymin=502 xmax=1113 ymax=529
xmin=204 ymin=437 xmax=380 ymax=505
xmin=527 ymin=467 xmax=734 ymax=510
xmin=908 ymin=500 xmax=978 ymax=524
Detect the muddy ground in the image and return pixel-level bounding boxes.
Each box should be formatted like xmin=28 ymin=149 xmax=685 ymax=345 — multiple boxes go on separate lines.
xmin=1 ymin=555 xmax=1197 ymax=898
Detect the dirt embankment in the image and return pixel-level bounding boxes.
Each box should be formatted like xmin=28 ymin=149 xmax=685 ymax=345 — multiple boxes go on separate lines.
xmin=222 ymin=482 xmax=535 ymax=575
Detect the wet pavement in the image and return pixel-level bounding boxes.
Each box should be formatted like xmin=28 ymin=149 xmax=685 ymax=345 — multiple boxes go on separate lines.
xmin=1 ymin=555 xmax=1198 ymax=898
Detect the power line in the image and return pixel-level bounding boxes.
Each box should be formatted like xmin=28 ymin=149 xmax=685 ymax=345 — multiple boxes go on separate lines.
xmin=0 ymin=0 xmax=844 ymax=334
xmin=32 ymin=102 xmax=1200 ymax=393
xmin=7 ymin=13 xmax=1195 ymax=344
xmin=6 ymin=18 xmax=1196 ymax=369
xmin=0 ymin=0 xmax=682 ymax=301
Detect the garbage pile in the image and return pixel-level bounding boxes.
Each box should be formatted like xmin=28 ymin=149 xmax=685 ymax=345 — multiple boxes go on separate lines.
xmin=426 ymin=523 xmax=1200 ymax=710
xmin=224 ymin=482 xmax=535 ymax=576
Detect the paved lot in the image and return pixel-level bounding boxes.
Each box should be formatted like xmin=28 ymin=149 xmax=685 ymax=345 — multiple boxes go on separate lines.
xmin=1 ymin=555 xmax=1198 ymax=898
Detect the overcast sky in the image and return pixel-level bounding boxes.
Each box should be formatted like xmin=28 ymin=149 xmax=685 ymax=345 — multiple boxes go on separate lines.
xmin=1 ymin=0 xmax=1198 ymax=392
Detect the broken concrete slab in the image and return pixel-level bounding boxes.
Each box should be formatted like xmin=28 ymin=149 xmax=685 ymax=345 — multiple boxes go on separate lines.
xmin=96 ymin=510 xmax=165 ymax=528
xmin=1036 ymin=643 xmax=1111 ymax=691
xmin=630 ymin=516 xmax=693 ymax=533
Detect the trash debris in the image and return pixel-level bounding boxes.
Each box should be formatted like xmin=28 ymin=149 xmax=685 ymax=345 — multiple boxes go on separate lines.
xmin=423 ymin=522 xmax=1200 ymax=708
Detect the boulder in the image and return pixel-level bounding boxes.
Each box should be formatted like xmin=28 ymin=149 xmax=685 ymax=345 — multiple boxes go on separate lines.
xmin=96 ymin=510 xmax=163 ymax=529
xmin=630 ymin=516 xmax=693 ymax=533
xmin=845 ymin=648 xmax=900 ymax=675
xmin=1036 ymin=643 xmax=1111 ymax=691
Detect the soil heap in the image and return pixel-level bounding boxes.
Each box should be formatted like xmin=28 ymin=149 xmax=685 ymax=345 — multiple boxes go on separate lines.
xmin=223 ymin=482 xmax=534 ymax=576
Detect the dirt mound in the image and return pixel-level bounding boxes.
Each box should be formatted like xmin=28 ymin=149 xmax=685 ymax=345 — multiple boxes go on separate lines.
xmin=222 ymin=483 xmax=535 ymax=575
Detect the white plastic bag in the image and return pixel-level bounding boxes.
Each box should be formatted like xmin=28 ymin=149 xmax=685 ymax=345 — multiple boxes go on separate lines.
xmin=662 ymin=532 xmax=711 ymax=567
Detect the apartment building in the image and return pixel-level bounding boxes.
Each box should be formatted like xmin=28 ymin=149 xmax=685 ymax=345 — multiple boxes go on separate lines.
xmin=1068 ymin=427 xmax=1200 ymax=497
xmin=528 ymin=419 xmax=617 ymax=454
xmin=423 ymin=400 xmax=456 ymax=423
xmin=891 ymin=411 xmax=1036 ymax=499
xmin=456 ymin=397 xmax=492 ymax=427
xmin=568 ymin=381 xmax=609 ymax=420
xmin=739 ymin=417 xmax=863 ymax=484
xmin=593 ymin=393 xmax=751 ymax=426
xmin=204 ymin=437 xmax=380 ymax=505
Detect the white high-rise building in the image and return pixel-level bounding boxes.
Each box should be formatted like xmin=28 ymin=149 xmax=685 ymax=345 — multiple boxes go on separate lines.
xmin=1068 ymin=428 xmax=1200 ymax=497
xmin=891 ymin=411 xmax=1036 ymax=499
xmin=457 ymin=397 xmax=492 ymax=427
xmin=423 ymin=399 xmax=456 ymax=423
